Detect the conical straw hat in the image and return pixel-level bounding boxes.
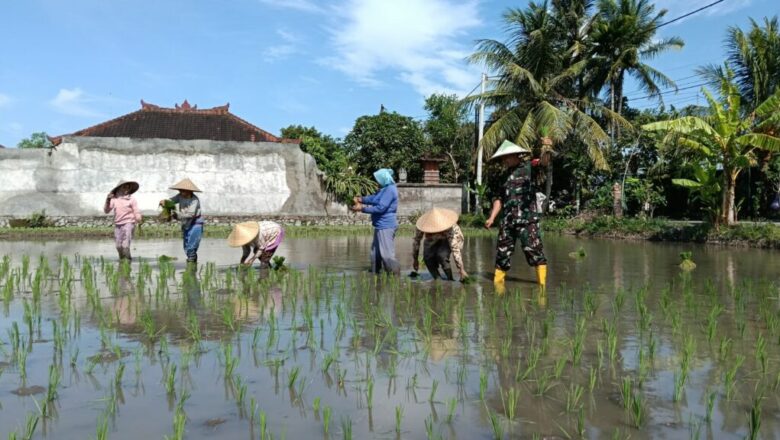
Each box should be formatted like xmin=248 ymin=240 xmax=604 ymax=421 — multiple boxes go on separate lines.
xmin=110 ymin=180 xmax=139 ymax=195
xmin=169 ymin=178 xmax=201 ymax=192
xmin=416 ymin=207 xmax=459 ymax=233
xmin=489 ymin=139 xmax=531 ymax=161
xmin=227 ymin=222 xmax=260 ymax=247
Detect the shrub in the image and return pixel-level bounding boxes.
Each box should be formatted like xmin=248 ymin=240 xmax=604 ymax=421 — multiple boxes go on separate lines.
xmin=28 ymin=210 xmax=52 ymax=228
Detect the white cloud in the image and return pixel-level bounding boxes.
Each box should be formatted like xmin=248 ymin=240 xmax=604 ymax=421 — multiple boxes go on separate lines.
xmin=324 ymin=0 xmax=482 ymax=97
xmin=258 ymin=0 xmax=323 ymax=13
xmin=0 ymin=93 xmax=11 ymax=108
xmin=49 ymin=88 xmax=104 ymax=118
xmin=653 ymin=0 xmax=753 ymax=23
xmin=263 ymin=28 xmax=304 ymax=62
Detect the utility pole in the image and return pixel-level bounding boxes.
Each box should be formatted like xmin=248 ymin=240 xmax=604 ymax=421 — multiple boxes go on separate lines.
xmin=475 ymin=73 xmax=487 ymax=212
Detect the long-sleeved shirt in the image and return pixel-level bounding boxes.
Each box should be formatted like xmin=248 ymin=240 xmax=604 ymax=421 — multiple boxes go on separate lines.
xmin=170 ymin=194 xmax=203 ymax=229
xmin=361 ymin=184 xmax=398 ymax=229
xmin=412 ymin=224 xmax=465 ymax=274
xmin=241 ymin=221 xmax=283 ymax=263
xmin=104 ymin=195 xmax=141 ymax=226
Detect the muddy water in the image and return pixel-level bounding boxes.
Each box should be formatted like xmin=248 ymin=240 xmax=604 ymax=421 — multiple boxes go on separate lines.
xmin=0 ymin=234 xmax=778 ymax=439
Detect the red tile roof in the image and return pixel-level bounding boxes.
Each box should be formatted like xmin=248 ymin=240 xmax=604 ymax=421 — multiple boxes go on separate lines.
xmin=50 ymin=100 xmax=300 ymax=146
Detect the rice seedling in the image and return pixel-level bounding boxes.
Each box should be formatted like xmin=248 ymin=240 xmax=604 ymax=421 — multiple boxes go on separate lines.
xmin=365 ymin=376 xmax=374 ymax=409
xmin=723 ymin=355 xmax=745 ymax=400
xmin=23 ymin=413 xmax=38 ymax=440
xmin=535 ymin=369 xmax=556 ymax=396
xmin=566 ymin=383 xmax=584 ymax=412
xmin=705 ymin=304 xmax=723 ymax=344
xmin=629 ymin=392 xmax=645 ymax=428
xmin=258 ymin=410 xmax=268 ymax=440
xmin=755 ymin=333 xmax=768 ymax=375
xmin=322 ymin=406 xmax=332 ymax=435
xmin=705 ymin=389 xmax=716 ymax=422
xmin=95 ymin=416 xmax=109 ymax=440
xmin=480 ymin=369 xmax=488 ymax=400
xmin=341 ymin=415 xmax=353 ymax=440
xmin=395 ymin=405 xmax=404 ymax=434
xmin=429 ymin=379 xmax=439 ymax=403
xmin=673 ymin=371 xmax=686 ymax=402
xmin=553 ymin=357 xmax=567 ymax=380
xmin=620 ymin=377 xmax=633 ymax=409
xmin=719 ymin=338 xmax=732 ymax=361
xmin=500 ymin=387 xmax=519 ymax=421
xmin=46 ymin=364 xmax=61 ymax=403
xmin=288 ymin=366 xmax=300 ymax=389
xmin=487 ymin=406 xmax=504 ymax=440
xmin=16 ymin=342 xmax=28 ymax=384
xmin=747 ymin=396 xmax=762 ymax=440
xmin=165 ymin=364 xmax=177 ymax=395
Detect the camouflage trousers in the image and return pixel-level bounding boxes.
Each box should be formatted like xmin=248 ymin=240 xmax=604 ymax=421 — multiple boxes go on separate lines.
xmin=495 ymin=220 xmax=547 ymax=270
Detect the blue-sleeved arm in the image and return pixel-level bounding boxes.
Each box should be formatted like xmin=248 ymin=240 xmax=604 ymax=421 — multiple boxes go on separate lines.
xmin=362 ymin=189 xmax=392 ymax=214
xmin=361 ymin=191 xmax=381 ymax=205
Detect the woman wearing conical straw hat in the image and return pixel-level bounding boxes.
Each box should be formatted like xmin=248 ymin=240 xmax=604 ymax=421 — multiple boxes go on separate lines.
xmin=412 ymin=207 xmax=468 ymax=282
xmin=227 ymin=221 xmax=285 ymax=268
xmin=484 ymin=140 xmax=548 ymax=292
xmin=104 ymin=180 xmax=142 ymax=261
xmin=159 ymin=178 xmax=204 ymax=264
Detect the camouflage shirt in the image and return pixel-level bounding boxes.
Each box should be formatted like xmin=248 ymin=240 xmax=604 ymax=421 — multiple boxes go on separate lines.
xmin=501 ymin=163 xmax=540 ymax=226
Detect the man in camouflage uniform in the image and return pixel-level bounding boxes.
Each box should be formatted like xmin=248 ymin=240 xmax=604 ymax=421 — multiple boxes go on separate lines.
xmin=485 ymin=140 xmax=547 ymax=290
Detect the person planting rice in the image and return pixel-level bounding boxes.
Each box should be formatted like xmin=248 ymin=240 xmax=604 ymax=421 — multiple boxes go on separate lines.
xmin=227 ymin=221 xmax=285 ymax=268
xmin=484 ymin=140 xmax=548 ymax=291
xmin=159 ymin=178 xmax=203 ymax=264
xmin=103 ymin=180 xmax=142 ymax=261
xmin=411 ymin=207 xmax=468 ymax=282
xmin=352 ymin=168 xmax=400 ymax=275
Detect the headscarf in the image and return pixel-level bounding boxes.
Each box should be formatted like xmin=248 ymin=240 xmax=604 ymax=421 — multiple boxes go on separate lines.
xmin=373 ymin=168 xmax=395 ymax=188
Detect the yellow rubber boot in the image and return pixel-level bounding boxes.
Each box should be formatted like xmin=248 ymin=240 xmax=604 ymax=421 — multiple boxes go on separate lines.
xmin=536 ymin=264 xmax=547 ymax=289
xmin=493 ymin=268 xmax=507 ymax=295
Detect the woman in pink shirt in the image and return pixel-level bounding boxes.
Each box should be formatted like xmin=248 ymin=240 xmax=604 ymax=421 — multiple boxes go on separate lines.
xmin=104 ymin=180 xmax=142 ymax=261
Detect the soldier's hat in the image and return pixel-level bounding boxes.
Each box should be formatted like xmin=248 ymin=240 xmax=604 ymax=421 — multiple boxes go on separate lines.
xmin=489 ymin=140 xmax=532 ymax=161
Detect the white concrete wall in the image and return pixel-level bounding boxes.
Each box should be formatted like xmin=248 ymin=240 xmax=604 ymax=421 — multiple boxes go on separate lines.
xmin=0 ymin=137 xmax=344 ymax=217
xmin=397 ymin=184 xmax=463 ymax=216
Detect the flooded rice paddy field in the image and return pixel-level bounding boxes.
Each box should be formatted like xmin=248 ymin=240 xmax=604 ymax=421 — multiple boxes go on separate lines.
xmin=0 ymin=234 xmax=779 ymax=439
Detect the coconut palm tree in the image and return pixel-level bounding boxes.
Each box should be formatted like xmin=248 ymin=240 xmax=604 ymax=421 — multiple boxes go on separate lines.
xmin=589 ymin=0 xmax=684 ymax=114
xmin=698 ymin=16 xmax=780 ymax=110
xmin=469 ymin=1 xmax=629 ymax=206
xmin=643 ymin=75 xmax=780 ymax=225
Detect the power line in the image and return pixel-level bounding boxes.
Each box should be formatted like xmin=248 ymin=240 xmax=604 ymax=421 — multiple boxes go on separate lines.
xmin=653 ymin=0 xmax=727 ymax=30
xmin=626 ymin=80 xmax=718 ymax=101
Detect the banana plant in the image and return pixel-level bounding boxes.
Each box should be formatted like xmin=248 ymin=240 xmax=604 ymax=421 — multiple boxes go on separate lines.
xmin=643 ymin=71 xmax=780 ymax=225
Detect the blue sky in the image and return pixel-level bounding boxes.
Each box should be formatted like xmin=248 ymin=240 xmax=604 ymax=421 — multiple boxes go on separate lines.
xmin=0 ymin=0 xmax=774 ymax=147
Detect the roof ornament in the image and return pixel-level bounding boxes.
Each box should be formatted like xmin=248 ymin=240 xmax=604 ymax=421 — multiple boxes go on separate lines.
xmin=175 ymin=100 xmax=197 ymax=111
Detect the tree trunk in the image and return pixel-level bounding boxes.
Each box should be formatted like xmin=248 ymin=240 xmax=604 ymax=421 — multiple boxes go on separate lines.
xmin=612 ymin=182 xmax=623 ymax=218
xmin=721 ymin=171 xmax=738 ymax=225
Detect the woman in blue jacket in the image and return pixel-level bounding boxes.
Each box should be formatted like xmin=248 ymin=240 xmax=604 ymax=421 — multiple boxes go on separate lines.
xmin=352 ymin=168 xmax=400 ymax=275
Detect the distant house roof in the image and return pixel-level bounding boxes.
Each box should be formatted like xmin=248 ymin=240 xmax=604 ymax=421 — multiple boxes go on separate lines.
xmin=51 ymin=100 xmax=300 ymax=146
xmin=0 ymin=144 xmax=6 ymax=149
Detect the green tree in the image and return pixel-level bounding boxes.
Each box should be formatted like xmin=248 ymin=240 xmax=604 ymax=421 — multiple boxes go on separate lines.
xmin=469 ymin=1 xmax=629 ymax=206
xmin=17 ymin=132 xmax=52 ymax=149
xmin=423 ymin=94 xmax=474 ymax=183
xmin=698 ymin=16 xmax=780 ymax=110
xmin=280 ymin=125 xmax=348 ymax=175
xmin=589 ymin=0 xmax=684 ymax=114
xmin=643 ymin=76 xmax=780 ymax=225
xmin=343 ymin=112 xmax=426 ymax=180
